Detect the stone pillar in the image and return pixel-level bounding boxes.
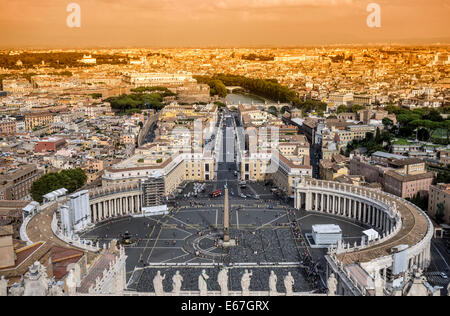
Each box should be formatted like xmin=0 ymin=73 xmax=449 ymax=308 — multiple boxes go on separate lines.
xmin=305 ymin=191 xmax=312 ymax=211
xmin=138 ymin=195 xmax=142 ymax=214
xmin=374 ymin=207 xmax=378 ymax=227
xmin=95 ymin=203 xmax=99 ymax=222
xmin=106 ymin=201 xmax=110 ymax=218
xmin=328 ymin=195 xmax=331 ymax=213
xmin=334 ymin=196 xmax=338 ymax=215
xmin=90 ymin=205 xmax=95 ymax=223
xmin=0 ymin=276 xmax=8 ymax=296
xmin=361 ymin=202 xmax=365 ymax=223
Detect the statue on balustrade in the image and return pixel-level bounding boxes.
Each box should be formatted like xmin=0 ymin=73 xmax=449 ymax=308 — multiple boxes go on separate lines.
xmin=218 ymin=268 xmax=229 ymax=296
xmin=284 ymin=272 xmax=295 ymax=296
xmin=199 ymin=270 xmax=209 ymax=296
xmin=269 ymin=271 xmax=278 ymax=296
xmin=172 ymin=271 xmax=183 ymax=296
xmin=241 ymin=269 xmax=253 ymax=296
xmin=327 ymin=273 xmax=338 ymax=296
xmin=153 ymin=271 xmax=166 ymax=296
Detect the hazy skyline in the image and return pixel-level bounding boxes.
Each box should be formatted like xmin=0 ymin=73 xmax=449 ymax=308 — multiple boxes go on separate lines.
xmin=1 ymin=0 xmax=449 ymax=48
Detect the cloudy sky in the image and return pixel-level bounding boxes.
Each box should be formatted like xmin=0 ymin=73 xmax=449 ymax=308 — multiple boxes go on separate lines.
xmin=0 ymin=0 xmax=449 ymax=48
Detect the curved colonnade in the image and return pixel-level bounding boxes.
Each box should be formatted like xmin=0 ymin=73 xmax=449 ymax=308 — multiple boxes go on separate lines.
xmin=294 ymin=179 xmax=433 ymax=292
xmin=88 ymin=183 xmax=142 ymax=224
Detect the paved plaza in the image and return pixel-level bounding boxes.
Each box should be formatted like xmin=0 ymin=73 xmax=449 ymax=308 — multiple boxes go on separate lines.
xmin=80 ymin=194 xmax=369 ymax=293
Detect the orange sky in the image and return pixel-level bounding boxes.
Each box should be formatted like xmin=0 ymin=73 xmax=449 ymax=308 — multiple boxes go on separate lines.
xmin=0 ymin=0 xmax=449 ymax=48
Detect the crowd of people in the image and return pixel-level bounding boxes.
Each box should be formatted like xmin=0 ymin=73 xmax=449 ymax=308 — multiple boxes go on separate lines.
xmin=287 ymin=209 xmax=327 ymax=293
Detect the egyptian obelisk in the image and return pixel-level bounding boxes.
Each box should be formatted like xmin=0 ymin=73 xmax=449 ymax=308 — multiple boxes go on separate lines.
xmin=224 ymin=183 xmax=230 ymax=243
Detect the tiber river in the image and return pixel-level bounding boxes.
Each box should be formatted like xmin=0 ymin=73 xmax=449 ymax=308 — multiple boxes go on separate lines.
xmin=225 ymin=93 xmax=270 ymax=105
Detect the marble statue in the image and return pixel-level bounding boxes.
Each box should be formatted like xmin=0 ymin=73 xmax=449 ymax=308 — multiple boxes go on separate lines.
xmin=153 ymin=271 xmax=166 ymax=296
xmin=172 ymin=271 xmax=183 ymax=296
xmin=9 ymin=284 xmax=24 ymax=297
xmin=327 ymin=273 xmax=338 ymax=296
xmin=199 ymin=270 xmax=209 ymax=296
xmin=284 ymin=272 xmax=295 ymax=296
xmin=447 ymin=282 xmax=450 ymax=297
xmin=241 ymin=269 xmax=253 ymax=296
xmin=374 ymin=272 xmax=384 ymax=297
xmin=48 ymin=281 xmax=64 ymax=297
xmin=0 ymin=276 xmax=7 ymax=297
xmin=66 ymin=269 xmax=77 ymax=296
xmin=269 ymin=271 xmax=278 ymax=296
xmin=23 ymin=261 xmax=49 ymax=296
xmin=218 ymin=268 xmax=229 ymax=296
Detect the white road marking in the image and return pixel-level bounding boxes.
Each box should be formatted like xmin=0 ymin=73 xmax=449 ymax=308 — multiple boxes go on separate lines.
xmin=256 ymin=214 xmax=287 ymax=231
xmin=160 ymin=253 xmax=191 ymax=263
xmin=432 ymin=242 xmax=450 ymax=271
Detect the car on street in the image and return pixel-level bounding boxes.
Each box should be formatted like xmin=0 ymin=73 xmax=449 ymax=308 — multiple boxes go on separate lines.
xmin=440 ymin=272 xmax=448 ymax=279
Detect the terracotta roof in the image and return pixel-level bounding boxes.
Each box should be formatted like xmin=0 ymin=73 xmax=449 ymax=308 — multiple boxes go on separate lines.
xmin=50 ymin=246 xmax=84 ymax=281
xmin=384 ymin=170 xmax=435 ymax=182
xmin=389 ymin=158 xmax=424 ymax=167
xmin=0 ymin=225 xmax=13 ymax=237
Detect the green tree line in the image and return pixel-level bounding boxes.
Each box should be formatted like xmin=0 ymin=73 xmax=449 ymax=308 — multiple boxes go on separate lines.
xmin=31 ymin=169 xmax=87 ymax=203
xmin=384 ymin=105 xmax=450 ymax=144
xmin=104 ymin=88 xmax=175 ymax=112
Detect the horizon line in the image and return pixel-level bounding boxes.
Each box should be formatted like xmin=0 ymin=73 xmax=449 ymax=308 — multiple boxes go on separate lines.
xmin=1 ymin=42 xmax=450 ymax=51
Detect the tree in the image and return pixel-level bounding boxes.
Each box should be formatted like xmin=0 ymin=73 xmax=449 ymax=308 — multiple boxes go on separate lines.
xmin=214 ymin=101 xmax=227 ymax=108
xmin=407 ymin=193 xmax=428 ymax=212
xmin=351 ymin=104 xmax=364 ymax=113
xmin=375 ymin=127 xmax=382 ymax=143
xmin=337 ymin=105 xmax=348 ymax=114
xmin=30 ymin=169 xmax=87 ymax=203
xmin=417 ymin=128 xmax=430 ymax=142
xmin=90 ymin=93 xmax=102 ymax=99
xmin=435 ymin=203 xmax=445 ymax=224
xmin=382 ymin=118 xmax=394 ymax=130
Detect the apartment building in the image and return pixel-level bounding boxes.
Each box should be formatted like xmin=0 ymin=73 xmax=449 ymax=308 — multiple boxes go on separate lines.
xmin=122 ymin=72 xmax=196 ymax=88
xmin=24 ymin=111 xmax=53 ymax=131
xmin=0 ymin=119 xmax=16 ymax=136
xmin=0 ymin=165 xmax=44 ymax=201
xmin=428 ymin=184 xmax=450 ymax=225
xmin=328 ymin=92 xmax=353 ymax=106
xmin=241 ymin=152 xmax=312 ymax=197
xmin=335 ymin=125 xmax=376 ymax=147
xmin=34 ymin=137 xmax=67 ymax=153
xmin=2 ymin=79 xmax=33 ymax=94
xmin=350 ymin=155 xmax=435 ymax=199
